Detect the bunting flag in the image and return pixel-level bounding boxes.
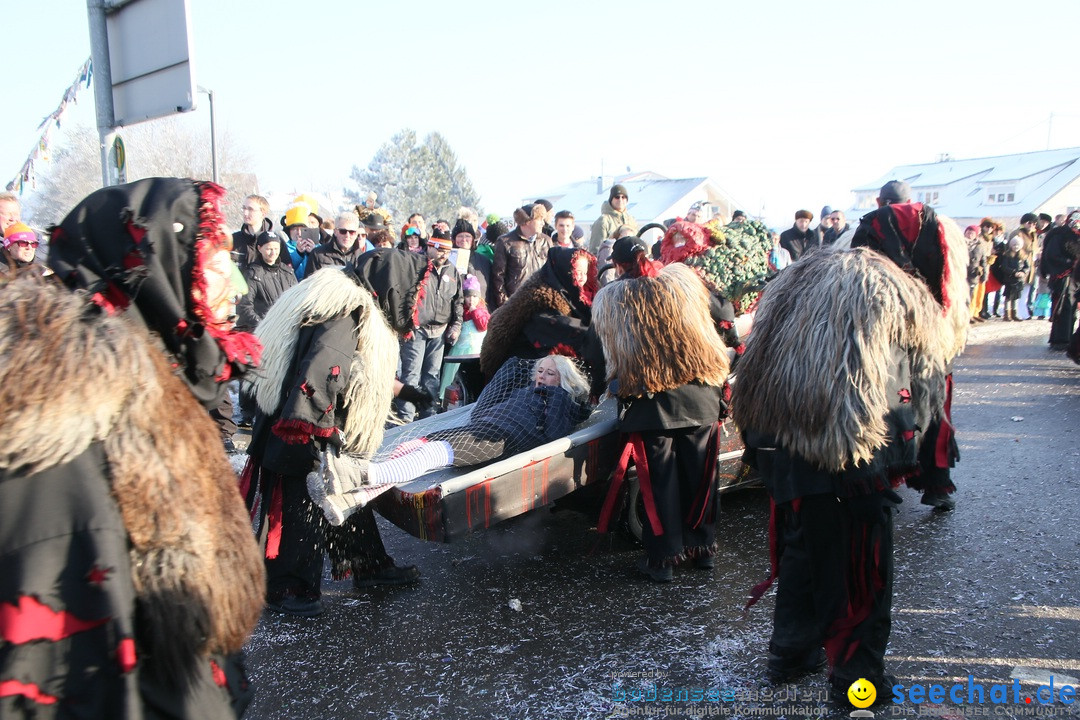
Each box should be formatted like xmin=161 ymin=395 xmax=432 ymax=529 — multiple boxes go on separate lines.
xmin=6 ymin=58 xmax=93 ymax=194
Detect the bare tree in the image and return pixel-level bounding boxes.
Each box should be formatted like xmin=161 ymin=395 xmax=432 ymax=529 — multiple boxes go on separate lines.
xmin=26 ymin=118 xmax=255 ymax=229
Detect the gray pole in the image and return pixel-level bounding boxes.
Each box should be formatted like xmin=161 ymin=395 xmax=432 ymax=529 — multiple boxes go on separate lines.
xmin=87 ymin=0 xmax=119 ymax=187
xmin=198 ymin=86 xmax=218 ymax=184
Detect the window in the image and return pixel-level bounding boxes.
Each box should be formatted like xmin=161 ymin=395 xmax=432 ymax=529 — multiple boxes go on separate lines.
xmin=1006 ymin=193 xmax=1015 ymax=202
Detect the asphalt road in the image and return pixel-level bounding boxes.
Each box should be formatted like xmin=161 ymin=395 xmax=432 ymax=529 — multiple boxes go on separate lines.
xmin=242 ymin=318 xmax=1080 ymax=720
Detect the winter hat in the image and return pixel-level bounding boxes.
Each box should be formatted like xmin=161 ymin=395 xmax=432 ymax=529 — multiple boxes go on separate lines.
xmin=794 ymin=209 xmax=813 ymax=221
xmin=964 ymin=225 xmax=979 ymax=234
xmin=513 ymin=203 xmax=540 ymax=226
xmin=361 ymin=212 xmax=387 ymax=231
xmin=609 ymin=184 xmax=629 ymax=201
xmin=610 ymin=236 xmax=647 ymax=265
xmin=2 ymin=222 xmax=36 ymax=247
xmin=486 ymin=219 xmax=509 ymax=244
xmin=283 ymin=203 xmax=310 ymax=229
xmin=571 ymin=225 xmax=585 ymax=242
xmin=428 ymin=228 xmax=452 ymax=250
xmin=256 ymin=231 xmax=279 ymax=247
xmin=820 ymin=205 xmax=833 ymax=219
xmin=979 ymin=217 xmax=1003 ymax=232
xmin=292 ymin=193 xmax=322 ymax=224
xmin=463 ymin=274 xmax=481 ymax=296
xmin=1020 ymin=212 xmax=1039 ymax=225
xmin=878 ymin=180 xmax=911 ymax=204
xmin=452 ymin=218 xmax=478 ymax=239
xmin=731 ymin=210 xmax=746 ymax=221
xmin=1038 ymin=213 xmax=1053 ymax=224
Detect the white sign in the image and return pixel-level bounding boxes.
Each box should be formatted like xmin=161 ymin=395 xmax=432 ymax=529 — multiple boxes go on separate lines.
xmin=105 ymin=0 xmax=197 ymax=126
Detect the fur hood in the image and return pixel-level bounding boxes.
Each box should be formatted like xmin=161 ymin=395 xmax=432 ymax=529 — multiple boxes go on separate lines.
xmin=0 ymin=277 xmax=264 ymax=678
xmin=592 ymin=263 xmax=730 ymax=396
xmin=731 ymin=247 xmax=952 ymax=472
xmin=480 ymin=268 xmax=576 ymax=377
xmin=249 ymin=266 xmax=398 ymax=456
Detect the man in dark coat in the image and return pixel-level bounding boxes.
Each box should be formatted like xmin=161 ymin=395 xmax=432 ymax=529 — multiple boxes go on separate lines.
xmin=491 ymin=203 xmax=553 ymax=307
xmin=394 ymin=231 xmax=463 ymax=422
xmin=778 ymin=209 xmax=817 ymax=261
xmin=305 ymin=211 xmax=371 ymax=277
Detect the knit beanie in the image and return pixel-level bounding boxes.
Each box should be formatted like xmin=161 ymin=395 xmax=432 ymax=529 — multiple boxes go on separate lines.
xmin=452 ymin=218 xmax=477 ymax=239
xmin=2 ymin=222 xmax=36 ymax=247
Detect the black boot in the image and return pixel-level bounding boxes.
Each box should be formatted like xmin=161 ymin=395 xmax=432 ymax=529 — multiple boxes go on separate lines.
xmin=768 ymin=646 xmax=826 ymax=683
xmin=352 ymin=562 xmax=421 ymax=588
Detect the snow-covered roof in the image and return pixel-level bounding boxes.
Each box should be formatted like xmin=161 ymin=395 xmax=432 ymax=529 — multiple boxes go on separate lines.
xmin=528 ymin=173 xmax=738 ymax=225
xmin=851 ymin=147 xmax=1080 ymax=222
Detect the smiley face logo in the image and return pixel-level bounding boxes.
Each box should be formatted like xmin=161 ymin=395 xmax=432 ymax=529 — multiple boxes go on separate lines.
xmin=847 ymin=678 xmax=877 ymax=708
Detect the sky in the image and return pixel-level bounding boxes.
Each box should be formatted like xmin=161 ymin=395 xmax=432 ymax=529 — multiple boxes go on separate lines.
xmin=6 ymin=0 xmax=1080 ymax=228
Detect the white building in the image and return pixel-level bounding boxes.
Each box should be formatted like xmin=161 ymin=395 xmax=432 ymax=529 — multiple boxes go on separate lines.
xmin=526 ymin=171 xmax=746 ymax=233
xmin=851 ymin=147 xmax=1080 ymax=229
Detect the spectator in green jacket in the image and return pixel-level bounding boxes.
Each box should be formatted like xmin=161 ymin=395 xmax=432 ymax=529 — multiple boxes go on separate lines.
xmin=589 ymin=184 xmax=638 ymax=253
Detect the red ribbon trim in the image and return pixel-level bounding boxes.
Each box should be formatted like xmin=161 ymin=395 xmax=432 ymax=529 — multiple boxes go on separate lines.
xmin=266 ymin=482 xmax=284 ymax=559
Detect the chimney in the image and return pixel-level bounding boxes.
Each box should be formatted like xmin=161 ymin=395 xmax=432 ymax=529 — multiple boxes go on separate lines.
xmin=597 ymin=176 xmax=604 ymax=195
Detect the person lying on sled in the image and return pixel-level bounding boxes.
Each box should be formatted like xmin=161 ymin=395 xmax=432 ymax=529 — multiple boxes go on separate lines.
xmin=309 ymin=354 xmax=593 ymax=524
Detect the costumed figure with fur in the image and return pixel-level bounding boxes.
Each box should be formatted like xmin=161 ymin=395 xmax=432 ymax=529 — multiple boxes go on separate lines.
xmin=0 ymin=178 xmax=266 ymax=718
xmin=657 ymin=220 xmax=747 ymax=360
xmin=241 ymin=247 xmax=432 ymax=616
xmin=591 ymin=263 xmax=732 ymax=582
xmin=849 ymin=193 xmax=971 ymax=511
xmin=479 ymin=246 xmax=599 ymax=381
xmin=733 ymin=185 xmax=968 ymax=693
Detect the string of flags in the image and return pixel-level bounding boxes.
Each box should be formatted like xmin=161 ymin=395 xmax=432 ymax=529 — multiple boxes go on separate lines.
xmin=6 ymin=58 xmax=93 ymax=195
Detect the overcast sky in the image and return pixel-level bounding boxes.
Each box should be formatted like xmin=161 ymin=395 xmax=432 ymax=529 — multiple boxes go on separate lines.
xmin=6 ymin=0 xmax=1080 ymax=227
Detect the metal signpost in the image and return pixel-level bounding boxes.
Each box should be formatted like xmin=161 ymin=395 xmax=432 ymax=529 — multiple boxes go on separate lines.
xmin=86 ymin=0 xmax=197 ymax=187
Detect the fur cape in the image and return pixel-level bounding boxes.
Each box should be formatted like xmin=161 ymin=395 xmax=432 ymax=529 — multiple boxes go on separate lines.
xmin=591 ymin=263 xmax=730 ymax=396
xmin=0 ymin=277 xmax=264 ymax=677
xmin=248 ymin=266 xmax=398 ymax=456
xmin=731 ymin=247 xmax=955 ymax=472
xmin=480 ymin=268 xmax=577 ymax=378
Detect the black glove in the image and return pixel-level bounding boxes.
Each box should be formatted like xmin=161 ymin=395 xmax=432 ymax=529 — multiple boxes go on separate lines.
xmin=398 ymin=383 xmax=436 ymax=409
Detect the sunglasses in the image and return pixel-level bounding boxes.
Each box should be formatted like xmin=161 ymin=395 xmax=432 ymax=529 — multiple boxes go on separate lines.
xmin=11 ymin=240 xmax=38 ymax=249
xmin=336 ymin=228 xmax=358 ymax=236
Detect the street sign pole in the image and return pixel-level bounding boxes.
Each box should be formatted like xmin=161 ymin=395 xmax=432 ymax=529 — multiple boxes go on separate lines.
xmin=87 ymin=0 xmax=119 ymax=187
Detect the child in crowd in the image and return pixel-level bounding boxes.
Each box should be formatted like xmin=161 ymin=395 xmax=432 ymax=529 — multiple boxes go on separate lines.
xmin=998 ymin=236 xmax=1030 ymax=321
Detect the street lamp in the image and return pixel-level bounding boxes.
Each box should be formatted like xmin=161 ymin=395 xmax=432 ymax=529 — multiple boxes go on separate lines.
xmin=197 ymin=85 xmax=218 ymax=184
